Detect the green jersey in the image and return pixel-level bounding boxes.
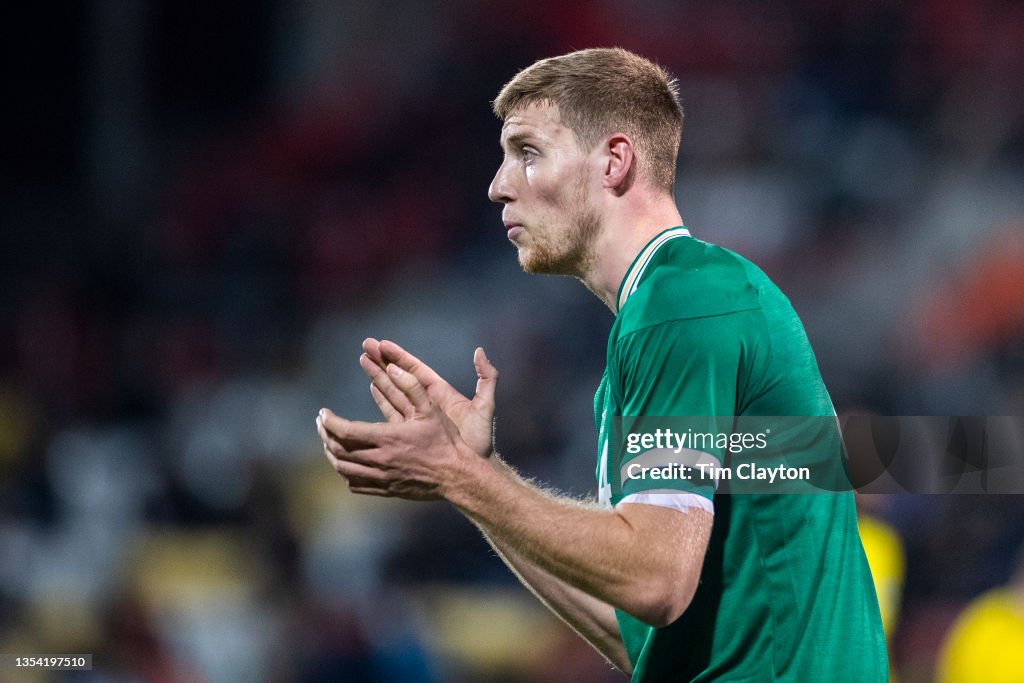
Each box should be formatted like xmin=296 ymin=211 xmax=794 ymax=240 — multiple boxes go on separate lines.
xmin=594 ymin=227 xmax=887 ymax=681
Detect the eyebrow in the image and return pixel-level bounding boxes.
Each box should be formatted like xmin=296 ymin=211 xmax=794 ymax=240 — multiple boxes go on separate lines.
xmin=500 ymin=131 xmax=538 ymax=151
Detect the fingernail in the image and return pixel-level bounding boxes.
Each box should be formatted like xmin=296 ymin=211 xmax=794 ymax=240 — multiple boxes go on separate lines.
xmin=387 ymin=363 xmax=402 ymax=377
xmin=319 ymin=408 xmax=326 ymax=418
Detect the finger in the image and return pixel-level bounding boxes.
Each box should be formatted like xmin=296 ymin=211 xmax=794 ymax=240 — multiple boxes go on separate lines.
xmin=347 ymin=476 xmax=382 ymax=489
xmin=378 ymin=340 xmax=446 ymax=390
xmin=360 ymin=353 xmax=415 ymax=418
xmin=324 ymin=445 xmax=399 ymax=498
xmin=317 ymin=415 xmax=349 ymax=451
xmin=370 ymin=383 xmax=403 ymax=423
xmin=324 ymin=446 xmax=388 ymax=482
xmin=348 ymin=485 xmax=394 ymax=497
xmin=319 ymin=427 xmax=382 ymax=469
xmin=317 ymin=413 xmax=374 ymax=453
xmin=319 ymin=423 xmax=385 ymax=469
xmin=386 ymin=363 xmax=432 ymax=413
xmin=359 ymin=350 xmax=385 ymax=379
xmin=319 ymin=408 xmax=387 ymax=447
xmin=362 ymin=337 xmax=386 ymax=367
xmin=472 ymin=347 xmax=499 ymax=413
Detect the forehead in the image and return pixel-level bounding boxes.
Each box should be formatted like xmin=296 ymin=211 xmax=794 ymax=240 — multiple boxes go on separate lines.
xmin=500 ymin=102 xmax=575 ymax=147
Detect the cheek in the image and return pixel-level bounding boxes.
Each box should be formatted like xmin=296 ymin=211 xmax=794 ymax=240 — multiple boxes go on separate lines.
xmin=530 ymin=171 xmax=569 ymax=207
xmin=524 ymin=166 xmax=551 ymax=200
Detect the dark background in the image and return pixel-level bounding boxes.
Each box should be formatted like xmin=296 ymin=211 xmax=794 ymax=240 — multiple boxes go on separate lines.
xmin=2 ymin=1 xmax=1023 ymax=681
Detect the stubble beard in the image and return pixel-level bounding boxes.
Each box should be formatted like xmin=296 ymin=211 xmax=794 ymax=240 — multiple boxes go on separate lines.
xmin=518 ymin=173 xmax=600 ymax=278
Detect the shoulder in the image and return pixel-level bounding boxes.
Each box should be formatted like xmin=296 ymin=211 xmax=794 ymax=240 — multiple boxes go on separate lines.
xmin=617 ymin=237 xmax=764 ymax=336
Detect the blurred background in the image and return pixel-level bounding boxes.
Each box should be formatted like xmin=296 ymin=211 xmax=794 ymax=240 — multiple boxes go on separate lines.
xmin=3 ymin=1 xmax=1024 ymax=681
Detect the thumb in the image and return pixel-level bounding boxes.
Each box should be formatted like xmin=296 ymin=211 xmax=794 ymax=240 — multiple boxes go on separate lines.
xmin=387 ymin=363 xmax=431 ymax=413
xmin=472 ymin=347 xmax=499 ymax=413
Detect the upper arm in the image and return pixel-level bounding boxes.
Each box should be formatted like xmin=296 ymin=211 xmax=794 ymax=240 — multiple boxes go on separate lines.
xmin=614 ymin=501 xmax=714 ymax=627
xmin=610 ymin=315 xmax=749 ymax=506
xmin=605 ymin=315 xmax=750 ymax=624
xmin=613 ymin=314 xmax=745 ymax=418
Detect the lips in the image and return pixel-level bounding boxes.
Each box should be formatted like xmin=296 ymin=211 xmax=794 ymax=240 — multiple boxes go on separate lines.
xmin=503 ymin=218 xmax=524 ymax=241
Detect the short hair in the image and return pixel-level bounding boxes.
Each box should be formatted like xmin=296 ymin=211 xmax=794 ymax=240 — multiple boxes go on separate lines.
xmin=493 ymin=47 xmax=683 ymax=193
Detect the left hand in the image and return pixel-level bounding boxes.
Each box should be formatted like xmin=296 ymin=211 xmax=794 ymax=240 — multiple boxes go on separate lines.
xmin=360 ymin=338 xmax=498 ymax=458
xmin=317 ymin=363 xmax=476 ymax=501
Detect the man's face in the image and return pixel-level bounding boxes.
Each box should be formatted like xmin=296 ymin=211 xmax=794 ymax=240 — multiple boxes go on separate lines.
xmin=488 ymin=102 xmax=600 ymax=276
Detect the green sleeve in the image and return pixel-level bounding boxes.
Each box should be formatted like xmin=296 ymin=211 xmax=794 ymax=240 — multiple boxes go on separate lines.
xmin=609 ymin=313 xmax=751 ymax=500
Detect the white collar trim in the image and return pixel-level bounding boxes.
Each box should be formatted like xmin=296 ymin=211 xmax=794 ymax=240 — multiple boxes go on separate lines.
xmin=616 ymin=227 xmax=691 ymax=312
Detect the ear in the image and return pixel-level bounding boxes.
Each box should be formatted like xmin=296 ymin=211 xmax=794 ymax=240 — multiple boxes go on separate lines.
xmin=602 ymin=133 xmax=635 ymax=192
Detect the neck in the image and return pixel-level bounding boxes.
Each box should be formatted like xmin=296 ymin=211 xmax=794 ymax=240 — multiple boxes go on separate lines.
xmin=578 ymin=192 xmax=684 ymax=313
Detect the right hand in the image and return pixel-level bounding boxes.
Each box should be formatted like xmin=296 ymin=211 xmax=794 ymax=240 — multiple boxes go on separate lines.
xmin=359 ymin=338 xmax=498 ymax=458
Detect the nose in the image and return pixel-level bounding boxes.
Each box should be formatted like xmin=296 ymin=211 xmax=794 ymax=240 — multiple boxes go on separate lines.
xmin=488 ymin=160 xmax=515 ymax=204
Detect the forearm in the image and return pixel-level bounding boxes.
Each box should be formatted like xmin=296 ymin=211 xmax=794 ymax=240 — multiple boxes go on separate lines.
xmin=445 ymin=451 xmax=709 ymax=628
xmin=476 ymin=462 xmax=630 ymax=672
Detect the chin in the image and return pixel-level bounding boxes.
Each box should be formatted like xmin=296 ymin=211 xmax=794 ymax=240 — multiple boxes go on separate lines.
xmin=520 ymin=251 xmax=577 ymax=276
xmin=518 ymin=250 xmax=543 ymax=274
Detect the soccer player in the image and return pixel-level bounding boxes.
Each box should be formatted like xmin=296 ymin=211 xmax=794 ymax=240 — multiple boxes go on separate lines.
xmin=317 ymin=48 xmax=887 ymax=681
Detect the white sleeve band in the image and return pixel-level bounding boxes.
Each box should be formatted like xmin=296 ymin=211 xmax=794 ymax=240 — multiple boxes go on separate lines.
xmin=617 ymin=491 xmax=714 ymax=516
